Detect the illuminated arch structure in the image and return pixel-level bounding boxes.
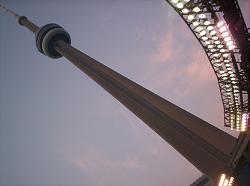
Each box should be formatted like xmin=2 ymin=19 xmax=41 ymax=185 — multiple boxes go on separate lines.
xmin=165 ymin=0 xmax=250 ymax=132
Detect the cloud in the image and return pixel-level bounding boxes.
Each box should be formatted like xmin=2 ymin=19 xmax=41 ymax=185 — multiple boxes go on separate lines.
xmin=67 ymin=145 xmax=148 ymax=186
xmin=149 ymin=32 xmax=174 ymax=65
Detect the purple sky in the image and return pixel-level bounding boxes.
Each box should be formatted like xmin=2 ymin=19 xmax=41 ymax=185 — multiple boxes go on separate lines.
xmin=0 ymin=1 xmax=250 ymax=186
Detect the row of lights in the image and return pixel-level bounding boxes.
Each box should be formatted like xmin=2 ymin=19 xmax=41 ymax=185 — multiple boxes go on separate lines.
xmin=218 ymin=174 xmax=234 ymax=186
xmin=216 ymin=21 xmax=236 ymax=50
xmin=241 ymin=113 xmax=248 ymax=131
xmin=170 ymin=0 xmax=248 ymax=131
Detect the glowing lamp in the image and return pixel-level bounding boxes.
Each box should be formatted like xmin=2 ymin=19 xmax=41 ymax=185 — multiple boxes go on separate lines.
xmin=224 ymin=36 xmax=231 ymax=42
xmin=198 ymin=14 xmax=206 ymax=19
xmin=196 ymin=26 xmax=203 ymax=31
xmin=210 ymin=30 xmax=216 ymax=35
xmin=214 ymin=40 xmax=220 ymax=45
xmin=204 ymin=20 xmax=210 ymax=25
xmin=205 ymin=41 xmax=210 ymax=45
xmin=207 ymin=26 xmax=213 ymax=30
xmin=217 ymin=21 xmax=224 ymax=28
xmin=187 ymin=15 xmax=194 ymax=20
xmin=207 ymin=45 xmax=213 ymax=49
xmin=228 ymin=45 xmax=235 ymax=50
xmin=192 ymin=21 xmax=199 ymax=26
xmin=201 ymin=36 xmax=208 ymax=40
xmin=219 ymin=26 xmax=226 ymax=33
xmin=199 ymin=30 xmax=206 ymax=36
xmin=176 ymin=3 xmax=184 ymax=9
xmin=171 ymin=0 xmax=178 ymax=3
xmin=193 ymin=7 xmax=200 ymax=12
xmin=223 ymin=53 xmax=229 ymax=57
xmin=212 ymin=36 xmax=218 ymax=40
xmin=226 ymin=40 xmax=233 ymax=46
xmin=182 ymin=8 xmax=189 ymax=13
xmin=222 ymin=32 xmax=229 ymax=37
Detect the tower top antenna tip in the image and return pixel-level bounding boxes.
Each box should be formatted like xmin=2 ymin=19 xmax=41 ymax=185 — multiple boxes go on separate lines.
xmin=0 ymin=3 xmax=20 ymax=19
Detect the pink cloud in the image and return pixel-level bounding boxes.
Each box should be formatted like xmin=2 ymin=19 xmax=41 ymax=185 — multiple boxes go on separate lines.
xmin=149 ymin=32 xmax=174 ymax=64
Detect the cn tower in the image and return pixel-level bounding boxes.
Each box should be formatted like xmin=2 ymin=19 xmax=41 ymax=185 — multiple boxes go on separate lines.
xmin=1 ymin=3 xmax=249 ymax=186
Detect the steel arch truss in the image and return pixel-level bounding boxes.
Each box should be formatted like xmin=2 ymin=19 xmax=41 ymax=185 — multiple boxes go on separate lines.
xmin=165 ymin=0 xmax=249 ymax=132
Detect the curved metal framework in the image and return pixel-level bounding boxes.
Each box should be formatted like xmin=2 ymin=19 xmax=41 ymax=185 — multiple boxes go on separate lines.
xmin=165 ymin=0 xmax=249 ymax=132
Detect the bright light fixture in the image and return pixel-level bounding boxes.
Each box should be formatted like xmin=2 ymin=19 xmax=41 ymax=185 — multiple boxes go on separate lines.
xmin=215 ymin=64 xmax=222 ymax=67
xmin=228 ymin=45 xmax=235 ymax=50
xmin=176 ymin=2 xmax=184 ymax=9
xmin=215 ymin=41 xmax=220 ymax=44
xmin=206 ymin=26 xmax=213 ymax=31
xmin=205 ymin=41 xmax=210 ymax=45
xmin=193 ymin=21 xmax=199 ymax=26
xmin=212 ymin=36 xmax=218 ymax=40
xmin=226 ymin=40 xmax=233 ymax=46
xmin=199 ymin=30 xmax=206 ymax=36
xmin=224 ymin=36 xmax=231 ymax=42
xmin=201 ymin=36 xmax=208 ymax=40
xmin=171 ymin=0 xmax=178 ymax=3
xmin=219 ymin=26 xmax=227 ymax=33
xmin=182 ymin=8 xmax=189 ymax=13
xmin=223 ymin=53 xmax=229 ymax=57
xmin=196 ymin=26 xmax=203 ymax=31
xmin=219 ymin=174 xmax=226 ymax=186
xmin=208 ymin=45 xmax=213 ymax=49
xmin=210 ymin=30 xmax=216 ymax=35
xmin=187 ymin=15 xmax=194 ymax=20
xmin=204 ymin=20 xmax=210 ymax=25
xmin=222 ymin=77 xmax=227 ymax=80
xmin=193 ymin=7 xmax=200 ymax=12
xmin=217 ymin=21 xmax=224 ymax=28
xmin=198 ymin=14 xmax=206 ymax=19
xmin=222 ymin=32 xmax=229 ymax=37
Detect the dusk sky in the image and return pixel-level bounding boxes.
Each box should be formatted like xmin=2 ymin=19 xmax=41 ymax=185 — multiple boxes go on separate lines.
xmin=1 ymin=1 xmax=250 ymax=186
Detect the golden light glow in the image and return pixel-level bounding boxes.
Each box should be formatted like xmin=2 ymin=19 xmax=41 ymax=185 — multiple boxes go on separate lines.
xmin=218 ymin=174 xmax=235 ymax=186
xmin=218 ymin=174 xmax=226 ymax=186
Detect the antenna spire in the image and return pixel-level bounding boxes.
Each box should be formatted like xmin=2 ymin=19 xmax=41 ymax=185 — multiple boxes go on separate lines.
xmin=0 ymin=3 xmax=20 ymax=19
